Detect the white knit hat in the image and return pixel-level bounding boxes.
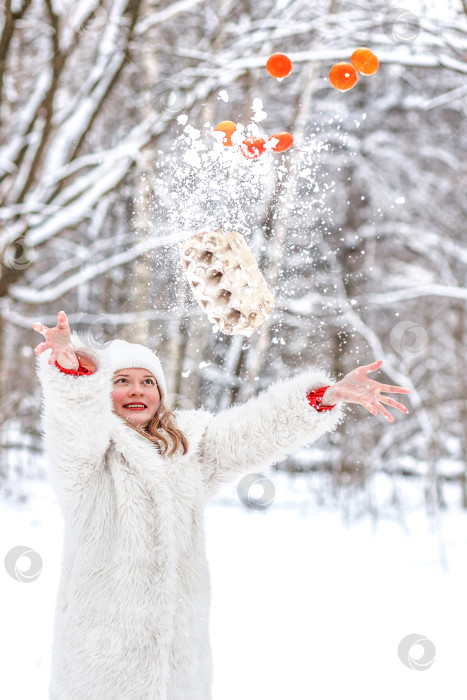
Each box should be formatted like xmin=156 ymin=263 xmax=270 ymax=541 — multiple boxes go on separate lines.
xmin=102 ymin=339 xmax=167 ymax=397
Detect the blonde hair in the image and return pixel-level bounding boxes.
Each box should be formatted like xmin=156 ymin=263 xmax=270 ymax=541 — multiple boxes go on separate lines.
xmin=122 ymin=389 xmax=189 ymax=456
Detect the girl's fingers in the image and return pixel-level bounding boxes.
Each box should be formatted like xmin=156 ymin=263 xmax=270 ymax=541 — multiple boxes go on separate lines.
xmin=32 ymin=322 xmax=48 ymax=335
xmin=361 ymin=360 xmax=384 ymax=373
xmin=360 ymin=400 xmax=377 ymax=416
xmin=374 ymin=402 xmax=395 ymax=423
xmin=57 ymin=310 xmax=71 ymax=326
xmin=65 ymin=348 xmax=79 ymax=369
xmin=33 ymin=341 xmax=49 ymax=354
xmin=378 ymin=396 xmax=409 ymax=413
xmin=379 ymin=384 xmax=411 ymax=394
xmin=49 ymin=348 xmax=59 ymax=365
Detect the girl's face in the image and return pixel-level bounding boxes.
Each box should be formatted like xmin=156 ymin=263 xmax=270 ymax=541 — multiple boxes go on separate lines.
xmin=112 ymin=368 xmax=161 ymax=429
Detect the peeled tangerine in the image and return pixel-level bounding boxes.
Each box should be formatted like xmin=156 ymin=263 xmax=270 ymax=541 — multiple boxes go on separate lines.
xmin=240 ymin=137 xmax=266 ymax=159
xmin=329 ymin=62 xmax=358 ymax=91
xmin=350 ymin=47 xmax=379 ymax=76
xmin=214 ymin=120 xmax=237 ymax=147
xmin=268 ymin=132 xmax=293 ymax=153
xmin=266 ymin=53 xmax=292 ymax=79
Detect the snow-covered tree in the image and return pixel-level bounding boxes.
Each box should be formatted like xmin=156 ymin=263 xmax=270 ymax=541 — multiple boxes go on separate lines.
xmin=1 ymin=0 xmax=466 ymax=515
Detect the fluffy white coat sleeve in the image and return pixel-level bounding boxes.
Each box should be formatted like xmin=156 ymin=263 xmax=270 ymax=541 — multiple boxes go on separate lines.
xmin=35 ymin=332 xmax=115 ymax=497
xmin=196 ymin=369 xmax=345 ymax=496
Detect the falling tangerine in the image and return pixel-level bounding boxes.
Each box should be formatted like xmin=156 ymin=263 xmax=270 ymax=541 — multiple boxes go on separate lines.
xmin=268 ymin=132 xmax=294 ymax=153
xmin=266 ymin=53 xmax=292 ymax=79
xmin=329 ymin=62 xmax=358 ymax=91
xmin=214 ymin=120 xmax=237 ymax=147
xmin=240 ymin=137 xmax=266 ymax=159
xmin=350 ymin=47 xmax=379 ymax=76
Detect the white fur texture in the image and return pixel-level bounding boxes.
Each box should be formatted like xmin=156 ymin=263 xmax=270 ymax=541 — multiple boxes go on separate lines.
xmin=36 ymin=334 xmax=344 ymax=699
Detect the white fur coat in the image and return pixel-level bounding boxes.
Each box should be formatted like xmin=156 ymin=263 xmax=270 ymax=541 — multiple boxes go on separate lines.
xmin=36 ymin=333 xmax=344 ymax=700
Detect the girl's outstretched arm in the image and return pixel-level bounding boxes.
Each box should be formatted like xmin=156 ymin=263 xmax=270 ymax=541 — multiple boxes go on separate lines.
xmin=197 ymin=369 xmax=345 ymax=495
xmin=33 ymin=311 xmax=114 ymax=505
xmin=197 ymin=362 xmax=409 ymax=496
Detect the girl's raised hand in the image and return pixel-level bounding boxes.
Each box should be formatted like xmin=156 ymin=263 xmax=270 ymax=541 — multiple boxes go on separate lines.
xmin=322 ymin=360 xmax=410 ymax=423
xmin=32 ymin=310 xmax=79 ymax=370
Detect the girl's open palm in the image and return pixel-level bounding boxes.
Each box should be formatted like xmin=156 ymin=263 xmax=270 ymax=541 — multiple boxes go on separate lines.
xmin=323 ymin=360 xmax=410 ymax=423
xmin=32 ymin=310 xmax=79 ymax=370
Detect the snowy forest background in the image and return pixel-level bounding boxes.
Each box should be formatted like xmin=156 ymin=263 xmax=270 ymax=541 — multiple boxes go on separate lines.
xmin=1 ymin=0 xmax=467 ymax=519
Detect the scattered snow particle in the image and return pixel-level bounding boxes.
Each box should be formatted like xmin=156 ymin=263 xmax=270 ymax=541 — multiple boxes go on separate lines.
xmin=177 ymin=114 xmax=188 ymax=125
xmin=350 ymin=299 xmax=357 ymax=305
xmin=199 ymin=361 xmax=211 ymax=369
xmin=218 ymin=90 xmax=229 ymax=102
xmin=251 ymin=97 xmax=267 ymax=122
xmin=395 ymin=196 xmax=406 ymax=204
xmin=181 ymin=370 xmax=191 ymax=377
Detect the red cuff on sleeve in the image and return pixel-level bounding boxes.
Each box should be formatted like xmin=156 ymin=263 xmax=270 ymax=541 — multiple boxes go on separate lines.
xmin=306 ymin=386 xmax=336 ymax=412
xmin=55 ymin=356 xmax=94 ymax=376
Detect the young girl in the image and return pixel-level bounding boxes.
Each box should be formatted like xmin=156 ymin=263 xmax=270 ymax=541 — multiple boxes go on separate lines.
xmin=33 ymin=310 xmax=409 ymax=700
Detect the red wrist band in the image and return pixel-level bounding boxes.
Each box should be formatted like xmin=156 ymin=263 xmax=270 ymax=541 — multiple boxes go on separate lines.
xmin=306 ymin=386 xmax=336 ymax=412
xmin=55 ymin=356 xmax=94 ymax=376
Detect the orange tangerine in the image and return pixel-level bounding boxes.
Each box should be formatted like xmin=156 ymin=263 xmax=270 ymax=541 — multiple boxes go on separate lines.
xmin=268 ymin=132 xmax=293 ymax=152
xmin=329 ymin=62 xmax=358 ymax=91
xmin=266 ymin=53 xmax=292 ymax=79
xmin=350 ymin=47 xmax=379 ymax=76
xmin=240 ymin=137 xmax=266 ymax=159
xmin=214 ymin=120 xmax=237 ymax=147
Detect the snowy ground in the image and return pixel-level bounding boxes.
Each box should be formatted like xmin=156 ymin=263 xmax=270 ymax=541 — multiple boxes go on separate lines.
xmin=2 ymin=472 xmax=466 ymax=700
